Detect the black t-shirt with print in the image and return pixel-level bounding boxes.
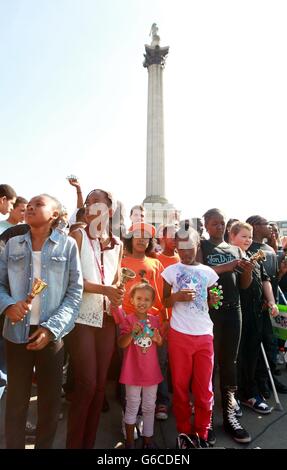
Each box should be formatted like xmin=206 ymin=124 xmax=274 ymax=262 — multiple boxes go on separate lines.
xmin=200 ymin=239 xmax=241 ymax=305
xmin=249 ymin=241 xmax=278 ymax=299
xmin=240 ymin=252 xmax=270 ymax=315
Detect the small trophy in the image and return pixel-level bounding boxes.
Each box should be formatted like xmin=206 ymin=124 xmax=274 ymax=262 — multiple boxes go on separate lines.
xmin=235 ymin=249 xmax=266 ymax=274
xmin=120 ymin=267 xmax=136 ymax=285
xmin=12 ymin=278 xmax=48 ymax=325
xmin=66 ymin=174 xmax=79 ymax=183
xmin=110 ymin=267 xmax=136 ymax=324
xmin=249 ymin=249 xmax=266 ymax=263
xmin=209 ymin=283 xmax=223 ymax=310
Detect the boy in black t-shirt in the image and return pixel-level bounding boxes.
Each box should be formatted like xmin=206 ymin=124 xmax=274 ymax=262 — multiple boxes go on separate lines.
xmin=246 ymin=215 xmax=287 ymax=396
xmin=199 ymin=209 xmax=253 ymax=445
xmin=229 ymin=221 xmax=277 ymax=414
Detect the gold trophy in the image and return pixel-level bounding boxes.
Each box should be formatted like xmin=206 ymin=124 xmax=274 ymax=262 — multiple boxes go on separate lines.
xmin=12 ymin=278 xmax=48 ymax=325
xmin=249 ymin=249 xmax=266 ymax=263
xmin=120 ymin=267 xmax=136 ymax=285
xmin=110 ymin=267 xmax=136 ymax=324
xmin=236 ymin=249 xmax=266 ymax=274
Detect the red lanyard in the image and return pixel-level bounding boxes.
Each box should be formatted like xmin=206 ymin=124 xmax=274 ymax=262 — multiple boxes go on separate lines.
xmin=87 ymin=237 xmax=105 ymax=284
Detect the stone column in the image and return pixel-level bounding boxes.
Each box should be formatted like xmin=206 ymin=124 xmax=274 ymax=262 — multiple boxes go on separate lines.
xmin=143 ymin=26 xmax=169 ymax=205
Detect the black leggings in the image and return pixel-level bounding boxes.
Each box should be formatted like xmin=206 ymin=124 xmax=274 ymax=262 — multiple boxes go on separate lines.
xmin=210 ymin=304 xmax=242 ymax=393
xmin=237 ymin=308 xmax=264 ymax=399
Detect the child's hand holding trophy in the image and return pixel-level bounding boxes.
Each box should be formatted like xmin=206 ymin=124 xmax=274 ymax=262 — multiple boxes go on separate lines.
xmin=110 ymin=267 xmax=136 ymax=325
xmin=10 ymin=278 xmax=48 ymax=325
xmin=67 ymin=174 xmax=80 ymax=188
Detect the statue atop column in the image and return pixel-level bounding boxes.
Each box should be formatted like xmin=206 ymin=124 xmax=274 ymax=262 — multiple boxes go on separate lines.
xmin=143 ymin=23 xmax=169 ymax=68
xmin=150 ymin=23 xmax=160 ymax=46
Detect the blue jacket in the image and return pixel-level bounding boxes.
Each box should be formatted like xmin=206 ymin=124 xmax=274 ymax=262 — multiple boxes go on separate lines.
xmin=0 ymin=229 xmax=83 ymax=343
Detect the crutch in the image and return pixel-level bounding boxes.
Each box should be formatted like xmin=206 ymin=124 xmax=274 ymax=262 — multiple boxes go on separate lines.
xmin=260 ymin=342 xmax=283 ymax=411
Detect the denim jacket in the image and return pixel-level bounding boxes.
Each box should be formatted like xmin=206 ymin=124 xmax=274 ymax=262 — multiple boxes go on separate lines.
xmin=0 ymin=229 xmax=83 ymax=343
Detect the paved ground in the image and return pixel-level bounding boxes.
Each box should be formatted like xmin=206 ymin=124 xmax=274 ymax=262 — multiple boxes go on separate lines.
xmin=1 ymin=362 xmax=287 ymax=450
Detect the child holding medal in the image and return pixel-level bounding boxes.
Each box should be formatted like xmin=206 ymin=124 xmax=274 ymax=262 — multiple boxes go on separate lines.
xmin=118 ymin=282 xmax=163 ymax=449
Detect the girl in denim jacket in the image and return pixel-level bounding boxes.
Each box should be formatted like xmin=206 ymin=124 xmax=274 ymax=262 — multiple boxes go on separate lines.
xmin=0 ymin=194 xmax=83 ymax=449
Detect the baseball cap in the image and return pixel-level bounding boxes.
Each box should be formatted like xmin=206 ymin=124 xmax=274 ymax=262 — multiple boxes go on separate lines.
xmin=128 ymin=222 xmax=156 ymax=238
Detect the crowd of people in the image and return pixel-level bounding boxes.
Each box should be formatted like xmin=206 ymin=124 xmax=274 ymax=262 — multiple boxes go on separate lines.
xmin=0 ymin=180 xmax=287 ymax=450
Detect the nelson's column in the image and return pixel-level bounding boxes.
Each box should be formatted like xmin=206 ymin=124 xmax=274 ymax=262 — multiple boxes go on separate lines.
xmin=143 ymin=24 xmax=178 ymax=226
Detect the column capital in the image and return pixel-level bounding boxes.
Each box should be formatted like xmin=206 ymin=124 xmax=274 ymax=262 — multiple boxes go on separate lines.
xmin=143 ymin=44 xmax=169 ymax=69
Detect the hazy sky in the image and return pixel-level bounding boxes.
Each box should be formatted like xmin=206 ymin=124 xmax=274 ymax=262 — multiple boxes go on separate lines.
xmin=0 ymin=0 xmax=286 ymax=223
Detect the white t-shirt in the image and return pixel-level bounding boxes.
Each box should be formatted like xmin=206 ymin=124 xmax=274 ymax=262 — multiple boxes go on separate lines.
xmin=30 ymin=251 xmax=41 ymax=325
xmin=161 ymin=262 xmax=218 ymax=336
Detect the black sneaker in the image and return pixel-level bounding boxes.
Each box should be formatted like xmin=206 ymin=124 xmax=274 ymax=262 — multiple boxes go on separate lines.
xmin=199 ymin=438 xmax=211 ymax=448
xmin=207 ymin=414 xmax=216 ymax=446
xmin=125 ymin=441 xmax=135 ymax=449
xmin=143 ymin=440 xmax=159 ymax=449
xmin=207 ymin=428 xmax=216 ymax=446
xmin=223 ymin=417 xmax=251 ymax=443
xmin=176 ymin=433 xmax=200 ymax=449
